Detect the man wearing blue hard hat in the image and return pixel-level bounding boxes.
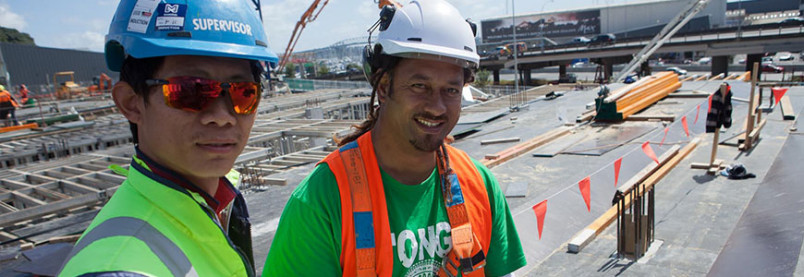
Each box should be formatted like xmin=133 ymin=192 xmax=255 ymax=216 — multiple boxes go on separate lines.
xmin=59 ymin=0 xmax=277 ymax=276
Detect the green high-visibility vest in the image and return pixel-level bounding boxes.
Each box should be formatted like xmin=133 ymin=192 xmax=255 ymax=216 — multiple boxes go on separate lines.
xmin=59 ymin=156 xmax=253 ymax=276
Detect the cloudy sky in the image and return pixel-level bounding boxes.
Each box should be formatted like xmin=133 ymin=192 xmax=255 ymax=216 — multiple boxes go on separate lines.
xmin=0 ymin=0 xmax=673 ymax=53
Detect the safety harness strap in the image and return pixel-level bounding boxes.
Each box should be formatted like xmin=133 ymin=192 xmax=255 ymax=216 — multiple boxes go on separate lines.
xmin=339 ymin=141 xmax=377 ymax=277
xmin=438 ymin=146 xmax=486 ymax=277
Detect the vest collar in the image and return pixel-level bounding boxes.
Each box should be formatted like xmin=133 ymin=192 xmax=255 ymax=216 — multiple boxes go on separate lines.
xmin=132 ymin=147 xmax=237 ymax=215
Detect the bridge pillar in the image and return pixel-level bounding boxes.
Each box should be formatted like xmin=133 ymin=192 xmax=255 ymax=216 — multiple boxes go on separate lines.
xmin=712 ymin=56 xmax=729 ymax=76
xmin=605 ymin=63 xmax=614 ymax=82
xmin=493 ymin=69 xmax=500 ymax=85
xmin=522 ymin=69 xmax=532 ymax=85
xmin=559 ymin=65 xmax=567 ymax=79
xmin=746 ymin=54 xmax=763 ymax=79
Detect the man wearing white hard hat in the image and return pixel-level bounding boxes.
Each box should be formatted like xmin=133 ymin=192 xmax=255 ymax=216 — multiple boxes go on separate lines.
xmin=264 ymin=0 xmax=526 ymax=276
xmin=59 ymin=0 xmax=278 ymax=276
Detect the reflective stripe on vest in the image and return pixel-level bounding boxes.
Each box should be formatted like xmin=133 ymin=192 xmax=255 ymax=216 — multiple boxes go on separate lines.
xmin=321 ymin=133 xmax=491 ymax=276
xmin=62 ymin=216 xmax=198 ymax=276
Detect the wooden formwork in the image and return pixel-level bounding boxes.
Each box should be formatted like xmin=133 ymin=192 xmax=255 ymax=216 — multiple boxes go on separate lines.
xmin=0 ymin=122 xmax=132 ymax=169
xmin=595 ymin=72 xmax=681 ymax=121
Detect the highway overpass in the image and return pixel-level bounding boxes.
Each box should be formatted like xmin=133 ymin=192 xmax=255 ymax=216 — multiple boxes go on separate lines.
xmin=481 ymin=23 xmax=804 ymax=84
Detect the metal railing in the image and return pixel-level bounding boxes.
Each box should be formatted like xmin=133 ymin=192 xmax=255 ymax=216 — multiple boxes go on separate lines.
xmin=285 ymin=78 xmax=371 ymax=92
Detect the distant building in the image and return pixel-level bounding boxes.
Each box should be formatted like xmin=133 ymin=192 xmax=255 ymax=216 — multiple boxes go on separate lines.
xmin=479 ymin=0 xmax=727 ymax=50
xmin=726 ymin=0 xmax=801 ymax=15
xmin=726 ymin=0 xmax=802 ymax=26
xmin=0 ymin=43 xmax=117 ymax=95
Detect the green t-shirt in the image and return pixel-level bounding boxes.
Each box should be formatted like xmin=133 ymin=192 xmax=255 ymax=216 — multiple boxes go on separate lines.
xmin=263 ymin=158 xmax=526 ymax=277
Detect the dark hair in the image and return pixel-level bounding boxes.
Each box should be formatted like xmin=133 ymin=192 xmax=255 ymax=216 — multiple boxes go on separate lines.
xmin=119 ymin=56 xmax=264 ymax=144
xmin=334 ymin=45 xmax=475 ymax=146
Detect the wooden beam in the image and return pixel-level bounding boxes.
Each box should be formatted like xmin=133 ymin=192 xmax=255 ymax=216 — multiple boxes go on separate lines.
xmin=480 ymin=137 xmax=521 ymax=145
xmin=568 ymin=138 xmax=699 ymax=253
xmin=259 ymin=177 xmax=288 ymax=186
xmin=624 ymin=114 xmax=676 ymax=122
xmin=0 ymin=188 xmax=116 ymax=228
xmin=10 ymin=191 xmax=47 ymax=207
xmin=779 ymin=95 xmax=795 ymax=120
xmin=694 ymin=74 xmax=710 ymax=81
xmin=480 ymin=127 xmax=572 ymax=169
xmin=666 ymin=92 xmax=710 ymax=98
xmin=740 ymin=118 xmax=766 ymax=150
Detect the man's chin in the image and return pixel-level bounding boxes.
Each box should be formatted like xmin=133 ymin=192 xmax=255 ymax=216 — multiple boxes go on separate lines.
xmin=198 ymin=158 xmax=238 ymax=176
xmin=411 ymin=138 xmax=443 ymax=153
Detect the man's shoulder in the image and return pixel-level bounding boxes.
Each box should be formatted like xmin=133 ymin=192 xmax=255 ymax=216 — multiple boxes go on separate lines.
xmin=290 ymin=163 xmax=340 ymax=202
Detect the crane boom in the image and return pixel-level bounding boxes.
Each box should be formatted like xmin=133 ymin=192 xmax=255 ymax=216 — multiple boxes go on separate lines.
xmin=276 ymin=0 xmax=403 ymax=75
xmin=277 ymin=0 xmax=330 ymax=73
xmin=613 ymin=0 xmax=711 ymax=82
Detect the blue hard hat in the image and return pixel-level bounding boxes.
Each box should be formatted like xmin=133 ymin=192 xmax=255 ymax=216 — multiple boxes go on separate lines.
xmin=105 ymin=0 xmax=278 ymax=72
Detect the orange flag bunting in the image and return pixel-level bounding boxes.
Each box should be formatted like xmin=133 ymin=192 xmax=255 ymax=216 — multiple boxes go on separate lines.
xmin=532 ymin=200 xmax=547 ymax=240
xmin=642 ymin=141 xmax=659 ymax=164
xmin=694 ymin=104 xmax=701 ymax=124
xmin=681 ymin=116 xmax=690 ymax=137
xmin=772 ymin=87 xmax=788 ymax=106
xmin=659 ymin=127 xmax=669 ymax=146
xmin=707 ymin=94 xmax=713 ymax=113
xmin=614 ymin=157 xmax=622 ymax=187
xmin=579 ymin=177 xmax=591 ymax=212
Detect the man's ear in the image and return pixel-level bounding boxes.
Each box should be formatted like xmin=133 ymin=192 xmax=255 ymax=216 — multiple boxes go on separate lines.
xmin=113 ymin=81 xmax=144 ymax=125
xmin=376 ymin=72 xmax=391 ymax=104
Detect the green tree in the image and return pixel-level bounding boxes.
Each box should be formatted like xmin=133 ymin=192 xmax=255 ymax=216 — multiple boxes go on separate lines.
xmin=0 ymin=27 xmax=35 ymax=45
xmin=474 ymin=69 xmax=491 ymax=88
xmin=317 ymin=64 xmax=330 ymax=76
xmin=284 ymin=63 xmax=296 ymax=79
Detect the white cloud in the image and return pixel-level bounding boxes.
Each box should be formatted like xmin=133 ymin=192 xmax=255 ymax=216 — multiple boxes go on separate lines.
xmin=54 ymin=31 xmax=105 ymax=52
xmin=0 ymin=2 xmax=26 ymax=30
xmin=261 ymin=0 xmax=313 ymax=53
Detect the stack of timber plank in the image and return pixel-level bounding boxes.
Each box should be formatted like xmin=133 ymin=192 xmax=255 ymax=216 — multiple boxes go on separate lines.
xmin=595 ymin=72 xmax=682 ymax=121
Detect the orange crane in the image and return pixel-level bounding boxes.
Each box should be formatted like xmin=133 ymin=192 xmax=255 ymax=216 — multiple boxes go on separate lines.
xmin=276 ymin=0 xmax=401 ymax=74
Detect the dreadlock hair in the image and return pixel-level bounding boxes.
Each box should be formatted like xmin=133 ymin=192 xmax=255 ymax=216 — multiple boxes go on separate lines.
xmin=119 ymin=56 xmax=265 ymax=144
xmin=334 ymin=45 xmax=476 ymax=146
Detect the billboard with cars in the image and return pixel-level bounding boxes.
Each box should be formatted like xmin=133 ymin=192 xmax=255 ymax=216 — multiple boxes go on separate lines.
xmin=481 ymin=10 xmax=601 ymax=44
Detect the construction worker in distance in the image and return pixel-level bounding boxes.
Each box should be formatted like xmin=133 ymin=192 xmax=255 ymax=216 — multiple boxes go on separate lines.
xmin=263 ymin=0 xmax=527 ymax=276
xmin=0 ymin=85 xmax=20 ymax=126
xmin=58 ymin=0 xmax=277 ymax=276
xmin=17 ymin=84 xmax=30 ymax=107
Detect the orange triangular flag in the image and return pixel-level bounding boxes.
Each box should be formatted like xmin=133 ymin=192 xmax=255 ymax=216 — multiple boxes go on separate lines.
xmin=660 ymin=127 xmax=669 ymax=146
xmin=681 ymin=116 xmax=690 ymax=137
xmin=579 ymin=177 xmax=591 ymax=212
xmin=614 ymin=157 xmax=622 ymax=187
xmin=772 ymin=87 xmax=788 ymax=106
xmin=532 ymin=200 xmax=547 ymax=240
xmin=694 ymin=104 xmax=701 ymax=124
xmin=642 ymin=141 xmax=659 ymax=164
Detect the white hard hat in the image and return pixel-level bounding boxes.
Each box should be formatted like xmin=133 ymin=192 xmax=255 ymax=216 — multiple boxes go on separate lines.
xmin=375 ymin=0 xmax=479 ymax=68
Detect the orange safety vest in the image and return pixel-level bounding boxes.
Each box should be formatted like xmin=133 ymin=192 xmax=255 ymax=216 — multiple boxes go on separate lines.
xmin=321 ymin=132 xmax=492 ymax=277
xmin=0 ymin=91 xmax=18 ymax=108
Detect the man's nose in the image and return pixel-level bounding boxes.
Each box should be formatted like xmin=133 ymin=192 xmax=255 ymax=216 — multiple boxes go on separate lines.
xmin=199 ymin=92 xmax=237 ymax=127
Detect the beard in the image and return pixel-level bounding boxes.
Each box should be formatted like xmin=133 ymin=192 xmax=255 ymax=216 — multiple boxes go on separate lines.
xmin=409 ymin=133 xmax=444 ymax=152
xmin=408 ymin=112 xmax=450 ymax=152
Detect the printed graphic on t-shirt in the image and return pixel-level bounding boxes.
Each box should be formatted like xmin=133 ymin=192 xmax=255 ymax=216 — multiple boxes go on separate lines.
xmin=391 ymin=222 xmax=452 ymax=276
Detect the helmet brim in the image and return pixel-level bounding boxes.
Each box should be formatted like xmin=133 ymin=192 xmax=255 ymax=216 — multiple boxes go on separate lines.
xmin=379 ymin=39 xmax=479 ymax=69
xmin=107 ymin=36 xmax=279 ymax=72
